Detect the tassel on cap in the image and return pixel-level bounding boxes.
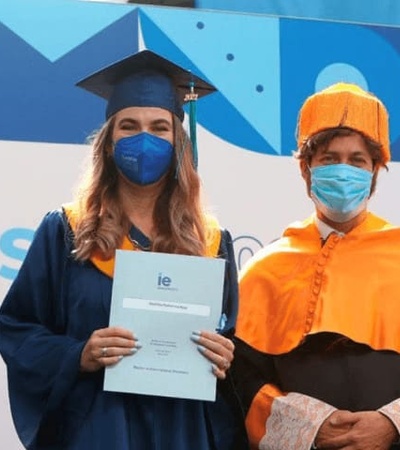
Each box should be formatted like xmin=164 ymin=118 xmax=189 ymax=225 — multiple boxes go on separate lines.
xmin=185 ymin=80 xmax=199 ymax=168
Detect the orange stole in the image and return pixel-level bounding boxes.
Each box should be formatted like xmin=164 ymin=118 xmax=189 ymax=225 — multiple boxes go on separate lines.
xmin=63 ymin=203 xmax=222 ymax=278
xmin=237 ymin=212 xmax=400 ymax=354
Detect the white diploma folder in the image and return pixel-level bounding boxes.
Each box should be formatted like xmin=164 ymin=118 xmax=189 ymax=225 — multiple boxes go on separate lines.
xmin=104 ymin=249 xmax=226 ymax=401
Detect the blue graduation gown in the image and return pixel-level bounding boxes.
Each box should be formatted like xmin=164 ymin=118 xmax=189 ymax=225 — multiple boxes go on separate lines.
xmin=0 ymin=210 xmax=247 ymax=450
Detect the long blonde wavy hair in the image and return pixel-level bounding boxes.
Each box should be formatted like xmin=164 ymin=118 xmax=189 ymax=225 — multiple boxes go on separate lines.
xmin=71 ymin=114 xmax=209 ymax=261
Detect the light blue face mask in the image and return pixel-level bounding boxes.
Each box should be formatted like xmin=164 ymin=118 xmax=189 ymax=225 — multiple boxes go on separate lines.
xmin=310 ymin=163 xmax=373 ymax=223
xmin=113 ymin=132 xmax=174 ymax=185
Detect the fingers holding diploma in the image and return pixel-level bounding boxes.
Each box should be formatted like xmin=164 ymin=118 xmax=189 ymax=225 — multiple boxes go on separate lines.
xmin=80 ymin=326 xmax=142 ymax=372
xmin=191 ymin=330 xmax=234 ymax=380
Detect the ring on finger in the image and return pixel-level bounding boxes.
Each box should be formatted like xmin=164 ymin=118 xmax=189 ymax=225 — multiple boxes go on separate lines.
xmin=101 ymin=347 xmax=108 ymax=357
xmin=221 ymin=357 xmax=230 ymax=370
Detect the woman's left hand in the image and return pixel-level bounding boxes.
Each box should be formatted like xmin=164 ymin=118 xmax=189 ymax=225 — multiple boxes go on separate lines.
xmin=191 ymin=330 xmax=234 ymax=379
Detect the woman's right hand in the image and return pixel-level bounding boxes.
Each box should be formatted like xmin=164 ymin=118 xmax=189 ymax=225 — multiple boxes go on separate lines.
xmin=80 ymin=326 xmax=140 ymax=372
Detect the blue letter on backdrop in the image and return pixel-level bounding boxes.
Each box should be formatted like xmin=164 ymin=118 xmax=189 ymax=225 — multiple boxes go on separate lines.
xmin=0 ymin=228 xmax=34 ymax=281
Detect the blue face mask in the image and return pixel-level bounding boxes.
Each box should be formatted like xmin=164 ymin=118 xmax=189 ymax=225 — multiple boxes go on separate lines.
xmin=310 ymin=163 xmax=373 ymax=223
xmin=113 ymin=132 xmax=174 ymax=185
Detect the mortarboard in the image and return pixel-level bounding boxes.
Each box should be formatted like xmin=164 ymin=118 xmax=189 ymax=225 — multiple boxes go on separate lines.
xmin=76 ymin=50 xmax=216 ymax=167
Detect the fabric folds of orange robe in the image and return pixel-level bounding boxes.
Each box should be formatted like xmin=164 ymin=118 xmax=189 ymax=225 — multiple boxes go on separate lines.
xmin=236 ymin=212 xmax=400 ymax=355
xmin=62 ymin=202 xmax=222 ymax=278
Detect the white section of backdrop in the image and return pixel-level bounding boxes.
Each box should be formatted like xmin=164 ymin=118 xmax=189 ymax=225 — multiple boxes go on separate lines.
xmin=0 ymin=141 xmax=90 ymax=449
xmin=1 ymin=131 xmax=400 ymax=448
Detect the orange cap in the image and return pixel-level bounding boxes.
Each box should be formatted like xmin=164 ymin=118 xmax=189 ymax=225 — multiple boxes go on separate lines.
xmin=297 ymin=82 xmax=390 ymax=163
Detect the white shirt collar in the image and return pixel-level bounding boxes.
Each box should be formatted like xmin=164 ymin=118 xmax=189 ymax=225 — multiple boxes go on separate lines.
xmin=314 ymin=215 xmax=346 ymax=240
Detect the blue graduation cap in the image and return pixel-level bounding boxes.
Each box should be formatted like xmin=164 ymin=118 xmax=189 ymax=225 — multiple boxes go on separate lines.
xmin=76 ymin=50 xmax=217 ymax=166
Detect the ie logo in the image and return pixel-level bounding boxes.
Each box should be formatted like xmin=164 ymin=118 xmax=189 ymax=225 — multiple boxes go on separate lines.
xmin=157 ymin=273 xmax=172 ymax=287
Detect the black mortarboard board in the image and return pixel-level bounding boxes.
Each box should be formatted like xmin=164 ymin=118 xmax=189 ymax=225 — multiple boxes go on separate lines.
xmin=76 ymin=49 xmax=216 ymax=122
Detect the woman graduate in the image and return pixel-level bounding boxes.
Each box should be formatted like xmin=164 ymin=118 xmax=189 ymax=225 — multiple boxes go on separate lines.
xmin=0 ymin=50 xmax=247 ymax=450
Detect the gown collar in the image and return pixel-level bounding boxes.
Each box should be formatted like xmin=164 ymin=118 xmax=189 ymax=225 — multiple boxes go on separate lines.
xmin=127 ymin=224 xmax=151 ymax=251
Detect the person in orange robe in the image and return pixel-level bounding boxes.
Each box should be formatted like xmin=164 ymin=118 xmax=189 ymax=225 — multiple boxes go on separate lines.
xmin=233 ymin=82 xmax=400 ymax=450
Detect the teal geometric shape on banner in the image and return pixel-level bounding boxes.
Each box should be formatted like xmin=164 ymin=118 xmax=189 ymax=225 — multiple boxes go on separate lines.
xmin=0 ymin=0 xmax=134 ymax=62
xmin=142 ymin=7 xmax=281 ymax=154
